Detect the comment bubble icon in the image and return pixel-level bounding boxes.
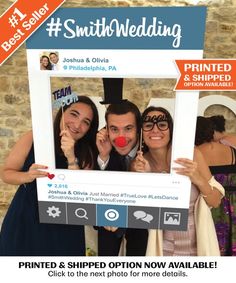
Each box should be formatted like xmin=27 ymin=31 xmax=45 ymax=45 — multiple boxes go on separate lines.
xmin=58 ymin=174 xmax=65 ymax=181
xmin=133 ymin=210 xmax=147 ymax=219
xmin=142 ymin=214 xmax=153 ymax=223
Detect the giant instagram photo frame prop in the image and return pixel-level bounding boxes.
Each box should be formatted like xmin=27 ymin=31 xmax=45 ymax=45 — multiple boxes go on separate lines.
xmin=26 ymin=7 xmax=206 ymax=230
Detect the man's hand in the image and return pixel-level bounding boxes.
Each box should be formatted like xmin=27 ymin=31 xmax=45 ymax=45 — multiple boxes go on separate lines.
xmin=104 ymin=226 xmax=118 ymax=232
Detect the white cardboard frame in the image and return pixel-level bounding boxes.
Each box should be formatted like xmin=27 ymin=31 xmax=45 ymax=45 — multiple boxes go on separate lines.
xmin=25 ymin=6 xmax=206 ymax=228
xmin=27 ymin=49 xmax=201 ymax=210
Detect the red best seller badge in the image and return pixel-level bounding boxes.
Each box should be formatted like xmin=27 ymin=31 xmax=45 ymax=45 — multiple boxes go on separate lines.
xmin=0 ymin=0 xmax=65 ymax=66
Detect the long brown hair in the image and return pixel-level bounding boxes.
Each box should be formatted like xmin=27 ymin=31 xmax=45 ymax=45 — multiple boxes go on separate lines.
xmin=54 ymin=96 xmax=98 ymax=169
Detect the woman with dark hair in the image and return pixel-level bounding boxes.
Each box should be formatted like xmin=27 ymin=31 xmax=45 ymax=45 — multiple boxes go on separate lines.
xmin=54 ymin=95 xmax=99 ymax=170
xmin=195 ymin=116 xmax=215 ymax=146
xmin=132 ymin=107 xmax=224 ymax=256
xmin=208 ymin=115 xmax=236 ymax=149
xmin=141 ymin=106 xmax=173 ymax=153
xmin=0 ymin=96 xmax=98 ymax=255
xmin=40 ymin=55 xmax=52 ymax=70
xmin=196 ymin=116 xmax=236 ymax=256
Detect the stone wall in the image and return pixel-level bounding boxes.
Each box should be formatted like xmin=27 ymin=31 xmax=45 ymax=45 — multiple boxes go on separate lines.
xmin=1 ymin=0 xmax=236 ymax=225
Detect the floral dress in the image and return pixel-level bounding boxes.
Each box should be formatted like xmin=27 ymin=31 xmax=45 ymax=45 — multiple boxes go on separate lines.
xmin=210 ymin=150 xmax=236 ymax=256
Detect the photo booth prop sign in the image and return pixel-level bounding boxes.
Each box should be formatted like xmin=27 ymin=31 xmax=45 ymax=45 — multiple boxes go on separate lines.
xmin=26 ymin=7 xmax=206 ymax=230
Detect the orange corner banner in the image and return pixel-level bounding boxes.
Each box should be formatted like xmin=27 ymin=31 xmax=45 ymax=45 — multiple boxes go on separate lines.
xmin=0 ymin=0 xmax=65 ymax=66
xmin=175 ymin=59 xmax=236 ymax=91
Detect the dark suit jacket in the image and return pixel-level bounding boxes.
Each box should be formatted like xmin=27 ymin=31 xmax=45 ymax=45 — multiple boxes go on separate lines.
xmin=95 ymin=148 xmax=129 ymax=237
xmin=95 ymin=148 xmax=127 ymax=172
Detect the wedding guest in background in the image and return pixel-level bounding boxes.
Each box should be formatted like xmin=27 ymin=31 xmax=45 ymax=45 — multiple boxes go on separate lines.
xmin=196 ymin=116 xmax=236 ymax=256
xmin=208 ymin=115 xmax=236 ymax=148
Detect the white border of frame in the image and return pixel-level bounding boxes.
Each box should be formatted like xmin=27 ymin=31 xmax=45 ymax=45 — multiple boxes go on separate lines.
xmin=27 ymin=49 xmax=202 ymax=209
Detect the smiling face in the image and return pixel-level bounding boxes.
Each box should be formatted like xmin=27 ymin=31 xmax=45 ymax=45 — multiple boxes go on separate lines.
xmin=49 ymin=53 xmax=59 ymax=64
xmin=60 ymin=102 xmax=93 ymax=141
xmin=142 ymin=110 xmax=170 ymax=150
xmin=107 ymin=112 xmax=138 ymax=155
xmin=41 ymin=57 xmax=49 ymax=67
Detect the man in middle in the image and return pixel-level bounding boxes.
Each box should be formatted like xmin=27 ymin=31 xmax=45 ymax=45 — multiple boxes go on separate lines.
xmin=96 ymin=97 xmax=148 ymax=256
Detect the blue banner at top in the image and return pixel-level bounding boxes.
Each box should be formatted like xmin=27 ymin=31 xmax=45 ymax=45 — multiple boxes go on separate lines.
xmin=26 ymin=7 xmax=206 ymax=50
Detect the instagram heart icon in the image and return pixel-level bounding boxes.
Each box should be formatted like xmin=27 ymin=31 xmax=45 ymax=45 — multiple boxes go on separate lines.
xmin=47 ymin=173 xmax=55 ymax=180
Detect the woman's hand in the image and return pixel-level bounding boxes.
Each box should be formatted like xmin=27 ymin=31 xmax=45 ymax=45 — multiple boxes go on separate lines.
xmin=173 ymin=152 xmax=223 ymax=208
xmin=173 ymin=158 xmax=201 ymax=185
xmin=25 ymin=163 xmax=48 ymax=183
xmin=1 ymin=131 xmax=49 ymax=185
xmin=131 ymin=151 xmax=151 ymax=172
xmin=60 ymin=129 xmax=76 ymax=162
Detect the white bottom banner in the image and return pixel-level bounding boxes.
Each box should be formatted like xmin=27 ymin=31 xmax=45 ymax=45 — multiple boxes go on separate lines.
xmin=0 ymin=257 xmax=234 ymax=283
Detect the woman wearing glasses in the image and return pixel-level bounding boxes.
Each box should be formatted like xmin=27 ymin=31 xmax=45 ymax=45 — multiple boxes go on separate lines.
xmin=132 ymin=106 xmax=224 ymax=256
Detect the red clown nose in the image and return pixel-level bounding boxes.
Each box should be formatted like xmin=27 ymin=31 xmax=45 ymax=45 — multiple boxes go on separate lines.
xmin=114 ymin=136 xmax=127 ymax=147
